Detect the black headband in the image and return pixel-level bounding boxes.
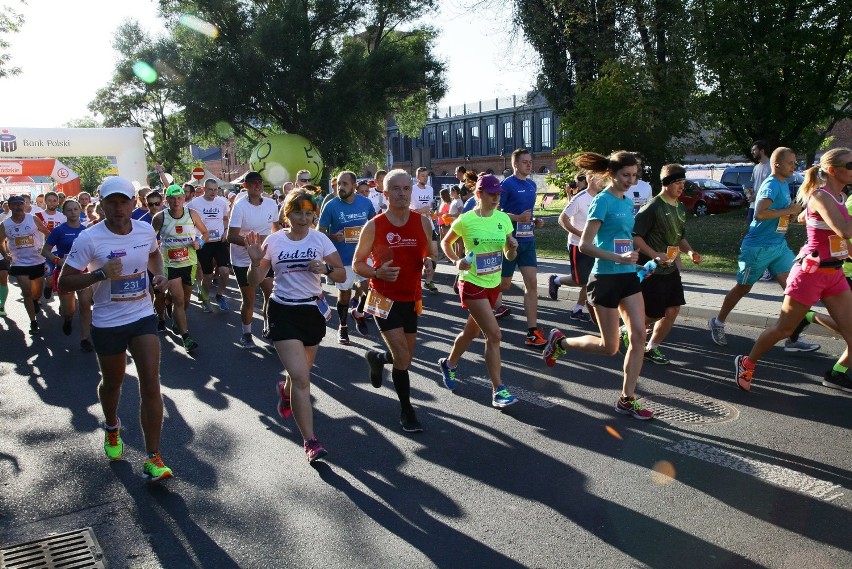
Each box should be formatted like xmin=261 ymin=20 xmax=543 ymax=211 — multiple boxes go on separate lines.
xmin=661 ymin=173 xmax=686 ymax=186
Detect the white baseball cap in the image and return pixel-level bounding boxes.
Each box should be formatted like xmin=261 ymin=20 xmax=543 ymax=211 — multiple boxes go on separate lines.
xmin=99 ymin=176 xmax=136 ymax=199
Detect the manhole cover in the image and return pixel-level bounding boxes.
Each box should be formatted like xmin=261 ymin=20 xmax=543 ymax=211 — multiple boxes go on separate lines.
xmin=636 ymin=393 xmax=738 ymax=424
xmin=0 ymin=527 xmax=105 ymax=568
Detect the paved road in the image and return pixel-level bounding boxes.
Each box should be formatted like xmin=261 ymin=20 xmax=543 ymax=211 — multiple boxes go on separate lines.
xmin=1 ymin=266 xmax=850 ymax=569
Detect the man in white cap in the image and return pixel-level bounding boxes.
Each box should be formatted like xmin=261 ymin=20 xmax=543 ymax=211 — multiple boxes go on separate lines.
xmin=59 ymin=176 xmax=174 ymax=482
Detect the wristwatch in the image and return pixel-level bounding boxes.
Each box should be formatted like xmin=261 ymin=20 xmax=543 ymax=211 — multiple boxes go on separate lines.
xmin=325 ymin=262 xmax=333 ymax=275
xmin=92 ymin=268 xmax=108 ymax=281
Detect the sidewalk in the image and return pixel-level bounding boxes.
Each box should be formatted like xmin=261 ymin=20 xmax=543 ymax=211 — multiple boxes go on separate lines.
xmin=434 ymin=257 xmax=837 ymax=338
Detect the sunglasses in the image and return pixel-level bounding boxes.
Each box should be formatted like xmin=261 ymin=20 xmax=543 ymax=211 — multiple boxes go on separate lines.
xmin=147 ymin=201 xmax=162 ymax=206
xmin=835 ymin=161 xmax=852 ymax=170
xmin=298 ymin=178 xmax=311 ymax=183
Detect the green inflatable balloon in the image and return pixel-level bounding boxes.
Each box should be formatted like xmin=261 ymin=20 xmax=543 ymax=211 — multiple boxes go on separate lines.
xmin=249 ymin=133 xmax=323 ymax=186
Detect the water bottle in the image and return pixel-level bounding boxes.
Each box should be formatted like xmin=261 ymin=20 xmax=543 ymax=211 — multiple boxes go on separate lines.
xmin=464 ymin=251 xmax=475 ymax=264
xmin=801 ymin=251 xmax=819 ymax=274
xmin=637 ymin=258 xmax=658 ymax=282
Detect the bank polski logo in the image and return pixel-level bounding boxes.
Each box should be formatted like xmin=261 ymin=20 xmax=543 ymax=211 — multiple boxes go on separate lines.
xmin=0 ymin=130 xmax=17 ymax=153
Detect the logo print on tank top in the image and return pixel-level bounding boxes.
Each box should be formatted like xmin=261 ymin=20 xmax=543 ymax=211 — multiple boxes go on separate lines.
xmin=387 ymin=232 xmax=401 ymax=245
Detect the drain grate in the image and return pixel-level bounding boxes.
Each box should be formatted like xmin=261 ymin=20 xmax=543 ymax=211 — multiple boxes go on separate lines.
xmin=636 ymin=393 xmax=739 ymax=424
xmin=0 ymin=527 xmax=105 ymax=568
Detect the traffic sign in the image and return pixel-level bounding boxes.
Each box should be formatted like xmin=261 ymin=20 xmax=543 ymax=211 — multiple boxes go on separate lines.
xmin=191 ymin=167 xmax=205 ymax=180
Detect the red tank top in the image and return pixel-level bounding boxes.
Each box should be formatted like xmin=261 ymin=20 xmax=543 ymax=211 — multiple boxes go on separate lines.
xmin=370 ymin=211 xmax=429 ymax=302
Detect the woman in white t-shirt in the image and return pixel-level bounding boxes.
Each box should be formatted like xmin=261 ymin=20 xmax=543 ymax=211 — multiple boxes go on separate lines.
xmin=244 ymin=189 xmax=345 ymax=464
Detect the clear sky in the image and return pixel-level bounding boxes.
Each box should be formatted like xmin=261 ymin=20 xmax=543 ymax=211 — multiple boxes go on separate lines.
xmin=2 ymin=0 xmax=538 ymax=129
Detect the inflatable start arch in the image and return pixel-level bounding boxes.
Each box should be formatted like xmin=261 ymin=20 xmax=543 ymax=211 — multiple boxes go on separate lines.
xmin=0 ymin=127 xmax=147 ymax=192
xmin=0 ymin=158 xmax=81 ymax=196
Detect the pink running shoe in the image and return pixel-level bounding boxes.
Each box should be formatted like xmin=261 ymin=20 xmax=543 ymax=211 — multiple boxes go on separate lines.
xmin=277 ymin=379 xmax=292 ymax=419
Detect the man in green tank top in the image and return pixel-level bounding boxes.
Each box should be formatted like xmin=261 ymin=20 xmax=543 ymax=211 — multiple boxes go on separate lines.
xmin=152 ymin=185 xmax=209 ymax=352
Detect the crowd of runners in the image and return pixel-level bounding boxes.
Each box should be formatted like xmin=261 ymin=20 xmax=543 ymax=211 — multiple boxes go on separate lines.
xmin=2 ymin=144 xmax=851 ymax=477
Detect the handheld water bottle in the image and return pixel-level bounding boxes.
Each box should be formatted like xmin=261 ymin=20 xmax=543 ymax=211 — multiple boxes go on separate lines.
xmin=801 ymin=251 xmax=819 ymax=274
xmin=637 ymin=258 xmax=659 ymax=282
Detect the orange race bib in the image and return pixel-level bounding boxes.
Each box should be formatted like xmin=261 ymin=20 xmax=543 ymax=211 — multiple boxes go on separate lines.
xmin=13 ymin=235 xmax=34 ymax=249
xmin=776 ymin=215 xmax=790 ymax=233
xmin=344 ymin=226 xmax=362 ymax=244
xmin=364 ymin=288 xmax=394 ymax=320
xmin=829 ymin=235 xmax=849 ymax=258
xmin=666 ymin=246 xmax=679 ymax=260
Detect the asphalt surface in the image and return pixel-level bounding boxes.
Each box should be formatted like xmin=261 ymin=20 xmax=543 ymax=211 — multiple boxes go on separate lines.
xmin=1 ymin=259 xmax=850 ymax=569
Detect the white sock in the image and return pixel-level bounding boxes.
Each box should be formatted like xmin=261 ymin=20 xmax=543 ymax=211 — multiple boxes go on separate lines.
xmin=241 ymin=323 xmax=251 ymax=334
xmin=572 ymin=304 xmax=582 ymax=312
xmin=647 ymin=342 xmax=658 ymax=350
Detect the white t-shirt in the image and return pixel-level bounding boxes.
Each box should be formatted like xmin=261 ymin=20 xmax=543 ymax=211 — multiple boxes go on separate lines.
xmin=750 ymin=161 xmax=772 ymax=209
xmin=367 ymin=189 xmax=386 ymax=213
xmin=630 ymin=180 xmax=653 ymax=214
xmin=188 ymin=196 xmax=230 ymax=242
xmin=263 ymin=230 xmax=336 ymax=305
xmin=64 ymin=221 xmax=158 ymax=328
xmin=448 ymin=198 xmax=464 ymax=217
xmin=561 ymin=190 xmax=595 ymax=246
xmin=229 ymin=196 xmax=279 ymax=267
xmin=35 ymin=210 xmax=67 ymax=232
xmin=2 ymin=214 xmax=45 ymax=267
xmin=410 ymin=184 xmax=433 ymax=212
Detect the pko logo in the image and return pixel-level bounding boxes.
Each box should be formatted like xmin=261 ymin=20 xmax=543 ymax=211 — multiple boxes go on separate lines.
xmin=0 ymin=130 xmax=17 ymax=153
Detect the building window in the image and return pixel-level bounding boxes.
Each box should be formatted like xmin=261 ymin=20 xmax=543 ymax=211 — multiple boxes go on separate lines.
xmin=441 ymin=128 xmax=450 ymax=157
xmin=522 ymin=119 xmax=531 ymax=147
xmin=541 ymin=117 xmax=551 ymax=149
xmin=487 ymin=124 xmax=496 ymax=155
xmin=428 ymin=130 xmax=436 ymax=155
xmin=392 ymin=136 xmax=400 ymax=160
xmin=455 ymin=127 xmax=464 ymax=157
xmin=470 ymin=126 xmax=480 ymax=156
xmin=403 ymin=136 xmax=412 ymax=161
xmin=503 ymin=121 xmax=513 ymax=153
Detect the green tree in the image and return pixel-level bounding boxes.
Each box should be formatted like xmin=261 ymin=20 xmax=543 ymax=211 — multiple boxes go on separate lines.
xmin=155 ymin=0 xmax=446 ymax=172
xmin=0 ymin=1 xmax=25 ymax=79
xmin=88 ymin=20 xmax=195 ymax=177
xmin=692 ymin=0 xmax=852 ymax=158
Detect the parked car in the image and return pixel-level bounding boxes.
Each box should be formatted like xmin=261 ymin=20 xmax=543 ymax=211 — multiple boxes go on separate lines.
xmin=721 ymin=165 xmax=803 ymax=200
xmin=680 ymin=178 xmax=748 ymax=216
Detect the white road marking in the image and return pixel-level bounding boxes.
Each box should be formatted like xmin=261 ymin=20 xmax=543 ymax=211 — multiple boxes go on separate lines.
xmin=465 ymin=376 xmax=559 ymax=408
xmin=667 ymin=440 xmax=844 ymax=502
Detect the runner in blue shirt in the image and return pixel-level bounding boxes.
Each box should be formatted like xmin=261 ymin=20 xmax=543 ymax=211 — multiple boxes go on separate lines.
xmin=318 ymin=170 xmax=376 ymax=344
xmin=494 ymin=148 xmax=548 ymax=347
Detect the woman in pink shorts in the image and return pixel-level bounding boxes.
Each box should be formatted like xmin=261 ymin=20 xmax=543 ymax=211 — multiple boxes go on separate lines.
xmin=735 ymin=147 xmax=852 ymax=392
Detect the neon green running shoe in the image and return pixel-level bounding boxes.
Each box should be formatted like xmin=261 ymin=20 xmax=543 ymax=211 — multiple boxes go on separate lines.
xmin=103 ymin=420 xmax=123 ymax=461
xmin=142 ymin=452 xmax=174 ymax=482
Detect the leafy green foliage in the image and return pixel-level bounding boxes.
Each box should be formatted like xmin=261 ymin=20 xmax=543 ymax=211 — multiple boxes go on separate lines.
xmin=0 ymin=1 xmax=25 ymax=79
xmin=154 ymin=0 xmax=445 ymax=173
xmin=691 ymin=0 xmax=852 ymax=157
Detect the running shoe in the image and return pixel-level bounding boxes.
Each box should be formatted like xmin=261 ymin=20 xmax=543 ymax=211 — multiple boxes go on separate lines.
xmin=171 ymin=322 xmax=180 ymax=336
xmin=103 ymin=420 xmax=123 ymax=460
xmin=708 ymin=317 xmax=727 ymax=346
xmin=304 ymin=437 xmax=328 ymax=463
xmin=644 ymin=347 xmax=670 ymax=365
xmin=29 ymin=321 xmax=39 ymax=335
xmin=614 ymin=396 xmax=654 ymax=420
xmin=494 ymin=305 xmax=512 ymax=319
xmin=216 ymin=294 xmax=229 ymax=311
xmin=734 ymin=355 xmax=753 ymax=391
xmin=80 ymin=338 xmax=94 ymax=353
xmin=760 ymin=269 xmax=773 ymax=281
xmin=400 ymin=407 xmax=423 ymax=432
xmin=201 ymin=301 xmax=213 ymax=313
xmin=619 ymin=330 xmax=630 ymax=353
xmin=525 ymin=329 xmax=547 ymax=348
xmin=350 ymin=308 xmax=369 ymax=336
xmin=569 ymin=308 xmax=583 ymax=320
xmin=183 ymin=335 xmax=199 ymax=352
xmin=62 ymin=319 xmax=72 ymax=336
xmin=277 ymin=379 xmax=292 ymax=419
xmin=438 ymin=358 xmax=458 ymax=390
xmin=365 ymin=350 xmax=384 ymax=388
xmin=822 ymin=370 xmax=852 ymax=392
xmin=543 ymin=328 xmax=567 ymax=367
xmin=492 ymin=386 xmax=518 ymax=409
xmin=157 ymin=319 xmax=167 ymax=333
xmin=142 ymin=452 xmax=174 ymax=481
xmin=577 ymin=312 xmax=592 ymax=323
xmin=338 ymin=326 xmax=350 ymax=345
xmin=548 ymin=274 xmax=560 ymax=300
xmin=784 ymin=338 xmax=820 ymax=353
xmin=239 ymin=333 xmax=255 ymax=348
xmin=261 ymin=328 xmax=271 ymax=340
xmin=0 ymin=305 xmax=6 ymax=317
xmin=423 ymin=280 xmax=438 ymax=292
